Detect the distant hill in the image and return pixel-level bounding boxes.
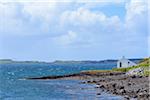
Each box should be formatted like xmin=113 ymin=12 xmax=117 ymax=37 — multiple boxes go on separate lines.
xmin=0 ymin=59 xmax=13 ymax=61
xmin=52 ymin=59 xmax=143 ymax=64
xmin=0 ymin=59 xmax=48 ymax=64
xmin=52 ymin=60 xmax=117 ymax=64
xmin=129 ymin=59 xmax=143 ymax=64
xmin=0 ymin=59 xmax=13 ymax=63
xmin=0 ymin=58 xmax=143 ymax=64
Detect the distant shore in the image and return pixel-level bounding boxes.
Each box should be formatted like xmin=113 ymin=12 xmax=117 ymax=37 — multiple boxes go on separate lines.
xmin=0 ymin=58 xmax=142 ymax=64
xmin=26 ymin=70 xmax=149 ymax=100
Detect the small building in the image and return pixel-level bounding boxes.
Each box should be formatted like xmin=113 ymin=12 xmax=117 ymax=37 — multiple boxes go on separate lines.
xmin=117 ymin=56 xmax=137 ymax=68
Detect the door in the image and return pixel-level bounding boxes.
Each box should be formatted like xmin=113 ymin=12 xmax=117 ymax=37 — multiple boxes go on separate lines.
xmin=119 ymin=62 xmax=122 ymax=68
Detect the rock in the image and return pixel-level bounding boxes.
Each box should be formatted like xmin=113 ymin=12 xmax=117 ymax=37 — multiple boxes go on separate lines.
xmin=136 ymin=89 xmax=141 ymax=93
xmin=138 ymin=76 xmax=143 ymax=78
xmin=138 ymin=92 xmax=145 ymax=97
xmin=119 ymin=86 xmax=124 ymax=89
xmin=127 ymin=83 xmax=131 ymax=86
xmin=109 ymin=73 xmax=113 ymax=75
xmin=124 ymin=96 xmax=130 ymax=100
xmin=76 ymin=69 xmax=149 ymax=100
xmin=95 ymin=86 xmax=99 ymax=88
xmin=126 ymin=67 xmax=144 ymax=75
xmin=144 ymin=89 xmax=148 ymax=92
xmin=146 ymin=94 xmax=150 ymax=98
xmin=92 ymin=80 xmax=97 ymax=83
xmin=113 ymin=88 xmax=116 ymax=91
xmin=97 ymin=93 xmax=101 ymax=95
xmin=87 ymin=81 xmax=91 ymax=83
xmin=80 ymin=81 xmax=86 ymax=84
xmin=95 ymin=84 xmax=101 ymax=88
xmin=133 ymin=95 xmax=138 ymax=98
xmin=112 ymin=83 xmax=116 ymax=88
xmin=99 ymin=85 xmax=105 ymax=88
xmin=131 ymin=75 xmax=136 ymax=78
xmin=139 ymin=92 xmax=143 ymax=96
xmin=119 ymin=89 xmax=126 ymax=94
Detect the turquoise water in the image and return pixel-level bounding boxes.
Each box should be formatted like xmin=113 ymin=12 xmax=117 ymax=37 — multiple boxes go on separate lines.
xmin=0 ymin=62 xmax=123 ymax=100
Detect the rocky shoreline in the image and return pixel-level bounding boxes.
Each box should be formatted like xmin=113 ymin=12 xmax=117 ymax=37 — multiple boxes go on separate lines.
xmin=26 ymin=71 xmax=150 ymax=100
xmin=81 ymin=72 xmax=149 ymax=100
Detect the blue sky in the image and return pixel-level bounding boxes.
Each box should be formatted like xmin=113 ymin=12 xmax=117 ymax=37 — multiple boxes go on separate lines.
xmin=0 ymin=0 xmax=148 ymax=61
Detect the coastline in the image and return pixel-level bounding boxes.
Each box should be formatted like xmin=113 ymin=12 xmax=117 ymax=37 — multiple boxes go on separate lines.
xmin=26 ymin=71 xmax=150 ymax=100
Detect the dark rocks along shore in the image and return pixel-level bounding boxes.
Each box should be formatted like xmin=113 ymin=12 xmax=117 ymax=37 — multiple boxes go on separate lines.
xmin=81 ymin=72 xmax=150 ymax=100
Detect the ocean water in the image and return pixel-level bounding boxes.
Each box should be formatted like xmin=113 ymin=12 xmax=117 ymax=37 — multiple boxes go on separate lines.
xmin=0 ymin=62 xmax=123 ymax=100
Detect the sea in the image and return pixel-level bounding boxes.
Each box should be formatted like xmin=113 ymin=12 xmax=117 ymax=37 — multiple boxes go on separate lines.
xmin=0 ymin=62 xmax=124 ymax=100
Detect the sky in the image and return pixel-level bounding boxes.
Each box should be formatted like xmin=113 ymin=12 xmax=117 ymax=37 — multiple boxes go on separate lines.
xmin=0 ymin=0 xmax=149 ymax=61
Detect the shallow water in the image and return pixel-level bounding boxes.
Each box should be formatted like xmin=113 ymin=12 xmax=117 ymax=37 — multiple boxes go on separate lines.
xmin=0 ymin=62 xmax=123 ymax=100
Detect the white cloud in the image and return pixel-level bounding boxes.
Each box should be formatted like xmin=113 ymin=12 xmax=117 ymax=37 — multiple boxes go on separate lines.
xmin=0 ymin=0 xmax=148 ymax=59
xmin=58 ymin=0 xmax=148 ymax=47
xmin=0 ymin=1 xmax=62 ymax=36
xmin=124 ymin=0 xmax=148 ymax=35
xmin=21 ymin=1 xmax=57 ymax=22
xmin=52 ymin=30 xmax=77 ymax=46
xmin=0 ymin=3 xmax=26 ymax=35
xmin=125 ymin=0 xmax=147 ymax=21
xmin=0 ymin=0 xmax=148 ymax=46
xmin=60 ymin=7 xmax=106 ymax=26
xmin=0 ymin=0 xmax=124 ymax=37
xmin=60 ymin=6 xmax=123 ymax=40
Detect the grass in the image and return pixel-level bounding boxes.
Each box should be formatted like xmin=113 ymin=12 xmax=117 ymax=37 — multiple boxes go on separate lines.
xmin=143 ymin=70 xmax=150 ymax=76
xmin=112 ymin=58 xmax=150 ymax=76
xmin=81 ymin=69 xmax=123 ymax=75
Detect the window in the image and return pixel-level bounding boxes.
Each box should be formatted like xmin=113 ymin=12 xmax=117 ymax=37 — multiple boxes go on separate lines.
xmin=128 ymin=62 xmax=130 ymax=65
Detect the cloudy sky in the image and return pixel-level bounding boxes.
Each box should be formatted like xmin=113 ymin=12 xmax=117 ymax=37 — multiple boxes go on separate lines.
xmin=0 ymin=0 xmax=148 ymax=61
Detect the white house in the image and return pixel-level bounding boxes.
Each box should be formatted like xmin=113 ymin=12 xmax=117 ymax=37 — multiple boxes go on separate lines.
xmin=117 ymin=56 xmax=137 ymax=68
